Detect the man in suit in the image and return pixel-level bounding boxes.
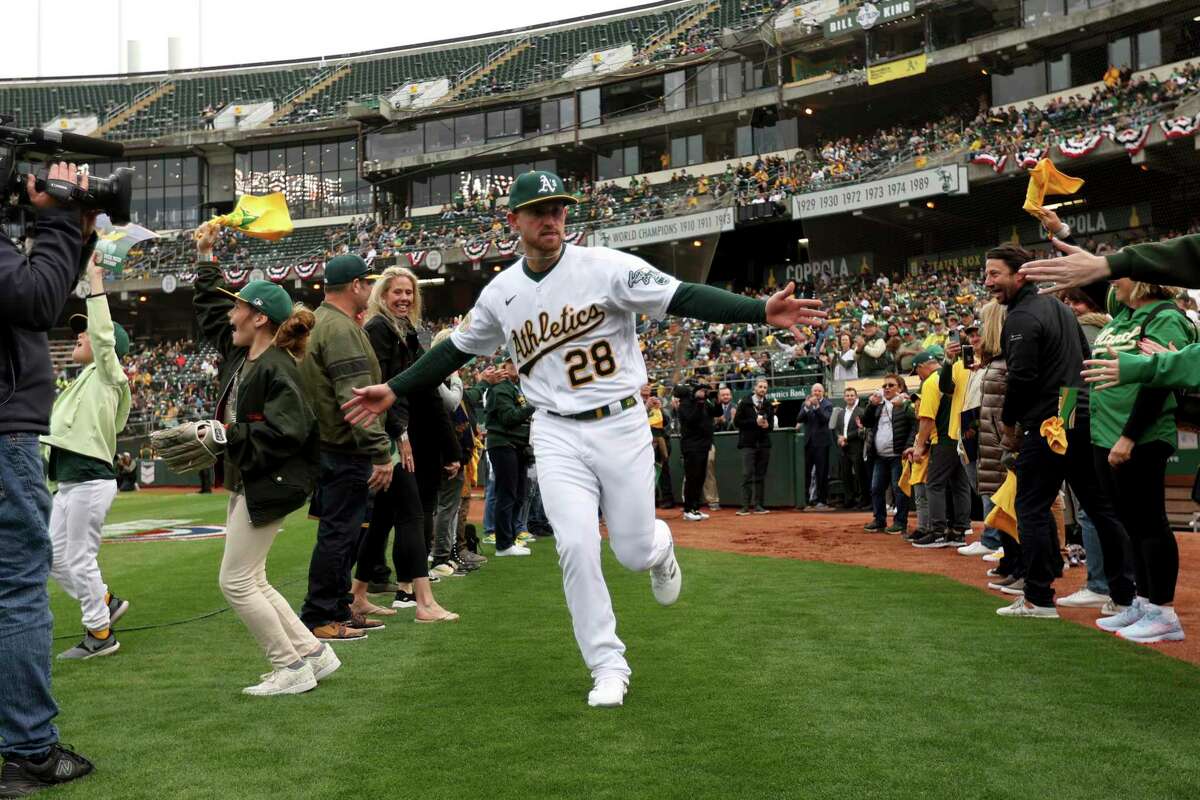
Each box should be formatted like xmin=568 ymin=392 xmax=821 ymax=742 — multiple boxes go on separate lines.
xmin=734 ymin=379 xmax=773 ymax=515
xmin=796 ymin=383 xmax=833 ymax=509
xmin=705 ymin=385 xmax=736 ymax=510
xmin=830 ymin=387 xmax=868 ymax=509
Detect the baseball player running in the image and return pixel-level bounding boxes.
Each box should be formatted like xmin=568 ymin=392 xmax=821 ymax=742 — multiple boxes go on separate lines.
xmin=343 ymin=171 xmax=825 ymax=707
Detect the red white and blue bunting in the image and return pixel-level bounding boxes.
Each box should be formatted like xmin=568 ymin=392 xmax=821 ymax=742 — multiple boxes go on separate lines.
xmin=1103 ymin=124 xmax=1151 ymax=156
xmin=969 ymin=152 xmax=1007 ymax=173
xmin=406 ymin=250 xmax=427 ymax=268
xmin=266 ymin=264 xmax=292 ymax=284
xmin=1016 ymin=148 xmax=1044 ymax=169
xmin=223 ymin=267 xmax=250 ymax=288
xmin=564 ymin=229 xmax=587 ymax=246
xmin=1159 ymin=114 xmax=1199 ymax=140
xmin=295 ymin=261 xmax=321 ymax=280
xmin=1058 ymin=132 xmax=1103 ymax=158
xmin=462 ymin=240 xmax=490 ymax=263
xmin=496 ymin=238 xmax=521 ymax=257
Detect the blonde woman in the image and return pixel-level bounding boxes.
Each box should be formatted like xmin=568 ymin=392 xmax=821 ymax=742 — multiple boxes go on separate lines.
xmin=356 ymin=267 xmax=459 ymax=622
xmin=194 ymin=225 xmax=337 ymax=696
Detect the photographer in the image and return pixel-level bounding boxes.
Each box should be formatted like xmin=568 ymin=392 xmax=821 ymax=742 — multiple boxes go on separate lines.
xmin=0 ymin=164 xmax=99 ymax=795
xmin=674 ymin=382 xmax=720 ymax=521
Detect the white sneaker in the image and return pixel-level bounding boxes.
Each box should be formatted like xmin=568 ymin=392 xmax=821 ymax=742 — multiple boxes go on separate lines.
xmin=1096 ymin=599 xmax=1146 ymax=632
xmin=1056 ymin=588 xmax=1111 ymax=609
xmin=996 ymin=598 xmax=1059 ymax=618
xmin=957 ymin=541 xmax=996 ymax=557
xmin=682 ymin=511 xmax=705 ymax=522
xmin=1117 ymin=606 xmax=1185 ymax=643
xmin=650 ymin=525 xmax=682 ymax=606
xmin=1100 ymin=599 xmax=1122 ymax=616
xmin=304 ymin=644 xmax=341 ymax=681
xmin=587 ymin=676 xmax=628 ymax=708
xmin=698 ymin=511 xmax=710 ymax=520
xmin=430 ymin=562 xmax=455 ymax=577
xmin=495 ymin=545 xmax=531 ymax=557
xmin=982 ymin=548 xmax=1004 ymax=562
xmin=243 ymin=663 xmax=318 ymax=696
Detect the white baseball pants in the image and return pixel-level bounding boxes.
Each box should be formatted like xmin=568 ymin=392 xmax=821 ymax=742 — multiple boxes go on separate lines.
xmin=531 ymin=405 xmax=672 ymax=683
xmin=49 ymin=479 xmax=118 ymax=632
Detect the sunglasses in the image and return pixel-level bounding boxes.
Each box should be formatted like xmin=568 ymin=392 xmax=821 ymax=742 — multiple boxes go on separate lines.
xmin=883 ymin=383 xmax=899 ymax=389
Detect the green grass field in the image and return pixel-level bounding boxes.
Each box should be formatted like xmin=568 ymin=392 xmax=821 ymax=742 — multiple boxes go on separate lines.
xmin=42 ymin=492 xmax=1200 ymax=799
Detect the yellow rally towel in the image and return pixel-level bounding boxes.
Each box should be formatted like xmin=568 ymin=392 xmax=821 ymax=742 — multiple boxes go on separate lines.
xmin=899 ymin=460 xmax=912 ymax=496
xmin=986 ymin=470 xmax=1019 ymax=539
xmin=210 ymin=193 xmax=293 ymax=241
xmin=1040 ymin=416 xmax=1068 ymax=454
xmin=1103 ymin=65 xmax=1121 ymax=88
xmin=1022 ymin=158 xmax=1084 ymax=215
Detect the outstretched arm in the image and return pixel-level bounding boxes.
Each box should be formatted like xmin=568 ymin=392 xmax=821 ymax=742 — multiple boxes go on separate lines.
xmin=666 ymin=281 xmax=824 ymax=337
xmin=343 ymin=338 xmax=473 ymax=428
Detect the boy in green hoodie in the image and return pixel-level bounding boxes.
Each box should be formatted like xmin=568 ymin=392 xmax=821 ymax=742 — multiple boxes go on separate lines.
xmin=41 ymin=258 xmax=132 ymax=660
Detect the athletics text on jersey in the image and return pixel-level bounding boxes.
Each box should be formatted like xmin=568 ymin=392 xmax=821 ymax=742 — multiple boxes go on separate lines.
xmin=451 ymin=245 xmax=680 ymax=415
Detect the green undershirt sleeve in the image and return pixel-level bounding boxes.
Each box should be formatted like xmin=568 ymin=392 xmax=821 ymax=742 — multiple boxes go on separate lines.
xmin=386 ymin=338 xmax=474 ymax=398
xmin=666 ymin=282 xmax=767 ymax=324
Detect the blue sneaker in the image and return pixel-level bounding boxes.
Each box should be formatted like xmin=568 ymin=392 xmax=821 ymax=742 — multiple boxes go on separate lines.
xmin=1117 ymin=606 xmax=1185 ymax=643
xmin=1096 ymin=599 xmax=1146 ymax=632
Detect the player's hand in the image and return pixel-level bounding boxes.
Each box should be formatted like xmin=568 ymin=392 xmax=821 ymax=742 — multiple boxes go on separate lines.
xmin=1019 ymin=238 xmax=1111 ymax=293
xmin=1081 ymin=346 xmax=1124 ymax=390
xmin=1139 ymin=338 xmax=1177 ymax=356
xmin=343 ymin=383 xmax=398 ymax=427
xmin=444 ymin=461 xmax=461 ymax=478
xmin=398 ymin=437 xmax=415 ymax=472
xmin=368 ymin=462 xmax=394 ymax=493
xmin=765 ymin=281 xmax=826 ymax=340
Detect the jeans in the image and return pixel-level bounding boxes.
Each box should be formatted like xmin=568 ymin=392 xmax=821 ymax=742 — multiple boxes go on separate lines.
xmin=432 ymin=471 xmax=465 ymax=562
xmin=1076 ymin=507 xmax=1109 ymax=595
xmin=301 ymin=450 xmax=372 ymax=629
xmin=524 ymin=471 xmax=552 ymax=536
xmin=980 ymin=495 xmax=1003 ymax=551
xmin=0 ymin=433 xmax=59 ymax=758
xmin=740 ymin=447 xmax=770 ymax=509
xmin=488 ymin=445 xmax=529 ymax=551
xmin=482 ymin=464 xmax=496 ymax=534
xmin=927 ymin=441 xmax=970 ymax=534
xmin=871 ymin=455 xmax=908 ymax=528
xmin=1014 ymin=421 xmax=1132 ymax=608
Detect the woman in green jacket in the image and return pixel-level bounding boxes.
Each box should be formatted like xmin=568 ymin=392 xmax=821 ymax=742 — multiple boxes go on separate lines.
xmin=43 ymin=257 xmax=132 ymax=660
xmin=193 ymin=223 xmax=335 ymax=696
xmin=1083 ymin=277 xmax=1194 ymax=644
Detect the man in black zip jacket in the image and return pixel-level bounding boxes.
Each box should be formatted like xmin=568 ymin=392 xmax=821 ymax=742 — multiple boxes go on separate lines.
xmin=0 ymin=165 xmax=100 ymax=797
xmin=985 ymin=243 xmax=1131 ymax=618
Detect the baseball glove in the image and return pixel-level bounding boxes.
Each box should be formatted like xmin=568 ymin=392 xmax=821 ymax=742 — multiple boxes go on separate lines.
xmin=150 ymin=420 xmax=227 ymax=473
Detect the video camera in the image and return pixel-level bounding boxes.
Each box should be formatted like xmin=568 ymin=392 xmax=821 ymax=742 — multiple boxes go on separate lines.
xmin=0 ymin=115 xmax=133 ymax=224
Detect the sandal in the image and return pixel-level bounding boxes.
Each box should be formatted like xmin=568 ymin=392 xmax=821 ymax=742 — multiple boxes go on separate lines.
xmin=415 ymin=611 xmax=460 ymax=623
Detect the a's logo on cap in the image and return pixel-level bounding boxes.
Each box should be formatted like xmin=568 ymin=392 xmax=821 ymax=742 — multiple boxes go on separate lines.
xmin=254 ymin=298 xmax=264 ymax=307
xmin=538 ymin=175 xmax=556 ymax=194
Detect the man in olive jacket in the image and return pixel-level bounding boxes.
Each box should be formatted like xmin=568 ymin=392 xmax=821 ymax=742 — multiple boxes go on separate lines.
xmin=296 ymin=255 xmax=393 ymax=636
xmin=484 ymin=360 xmax=536 ymax=555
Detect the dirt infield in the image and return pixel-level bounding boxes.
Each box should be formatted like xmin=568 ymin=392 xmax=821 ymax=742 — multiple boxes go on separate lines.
xmin=662 ymin=507 xmax=1200 ymax=667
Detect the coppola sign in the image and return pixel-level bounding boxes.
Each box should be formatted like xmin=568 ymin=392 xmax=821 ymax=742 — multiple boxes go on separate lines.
xmin=773 ymin=252 xmax=874 ymax=283
xmin=593 ymin=208 xmax=735 ymax=250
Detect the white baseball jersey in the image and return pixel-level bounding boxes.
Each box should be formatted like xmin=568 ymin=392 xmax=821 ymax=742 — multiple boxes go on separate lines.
xmin=451 ymin=244 xmax=680 ymax=416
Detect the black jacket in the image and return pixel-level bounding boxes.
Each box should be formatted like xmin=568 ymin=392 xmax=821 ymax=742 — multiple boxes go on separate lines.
xmin=796 ymin=398 xmax=833 ymax=447
xmin=364 ymin=316 xmax=460 ymax=469
xmin=862 ymin=398 xmax=918 ymax=459
xmin=194 ymin=262 xmax=319 ymax=526
xmin=0 ymin=209 xmax=96 ymax=435
xmin=733 ymin=394 xmax=773 ymax=449
xmin=830 ymin=403 xmax=866 ymax=449
xmin=1000 ymin=283 xmax=1091 ymax=429
xmin=677 ymin=395 xmax=721 ymax=454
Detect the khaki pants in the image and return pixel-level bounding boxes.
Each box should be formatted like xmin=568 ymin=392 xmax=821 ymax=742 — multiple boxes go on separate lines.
xmin=220 ymin=494 xmax=318 ymax=669
xmin=703 ymin=444 xmax=719 ymax=506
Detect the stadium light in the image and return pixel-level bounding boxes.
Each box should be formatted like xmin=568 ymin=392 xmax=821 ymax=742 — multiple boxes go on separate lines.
xmin=926 ymin=201 xmax=935 ymax=209
xmin=692 ymin=240 xmax=703 ymax=247
xmin=804 ymin=107 xmax=814 ymax=116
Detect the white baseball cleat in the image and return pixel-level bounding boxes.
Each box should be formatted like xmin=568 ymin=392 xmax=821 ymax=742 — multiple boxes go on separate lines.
xmin=587 ymin=677 xmax=628 ymax=708
xmin=650 ymin=524 xmax=682 ymax=606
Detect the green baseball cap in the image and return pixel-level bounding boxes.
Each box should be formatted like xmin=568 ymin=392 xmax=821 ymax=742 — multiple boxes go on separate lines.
xmin=70 ymin=314 xmax=130 ymax=358
xmin=507 ymin=170 xmax=578 ymax=211
xmin=324 ymin=254 xmax=379 ymax=286
xmin=911 ymin=349 xmax=942 ymax=371
xmin=218 ymin=280 xmax=293 ymax=325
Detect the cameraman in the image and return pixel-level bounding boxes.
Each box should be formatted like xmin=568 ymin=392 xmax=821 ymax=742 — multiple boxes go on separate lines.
xmin=0 ymin=164 xmax=99 ymax=794
xmin=674 ymin=382 xmax=720 ymax=522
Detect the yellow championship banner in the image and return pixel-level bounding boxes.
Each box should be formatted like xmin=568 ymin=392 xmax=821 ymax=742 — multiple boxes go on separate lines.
xmin=867 ymin=53 xmax=927 ymax=86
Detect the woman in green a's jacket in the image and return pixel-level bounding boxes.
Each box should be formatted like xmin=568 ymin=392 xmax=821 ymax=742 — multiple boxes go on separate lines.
xmin=192 ymin=223 xmax=334 ymax=697
xmin=1081 ymin=275 xmax=1195 ymax=645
